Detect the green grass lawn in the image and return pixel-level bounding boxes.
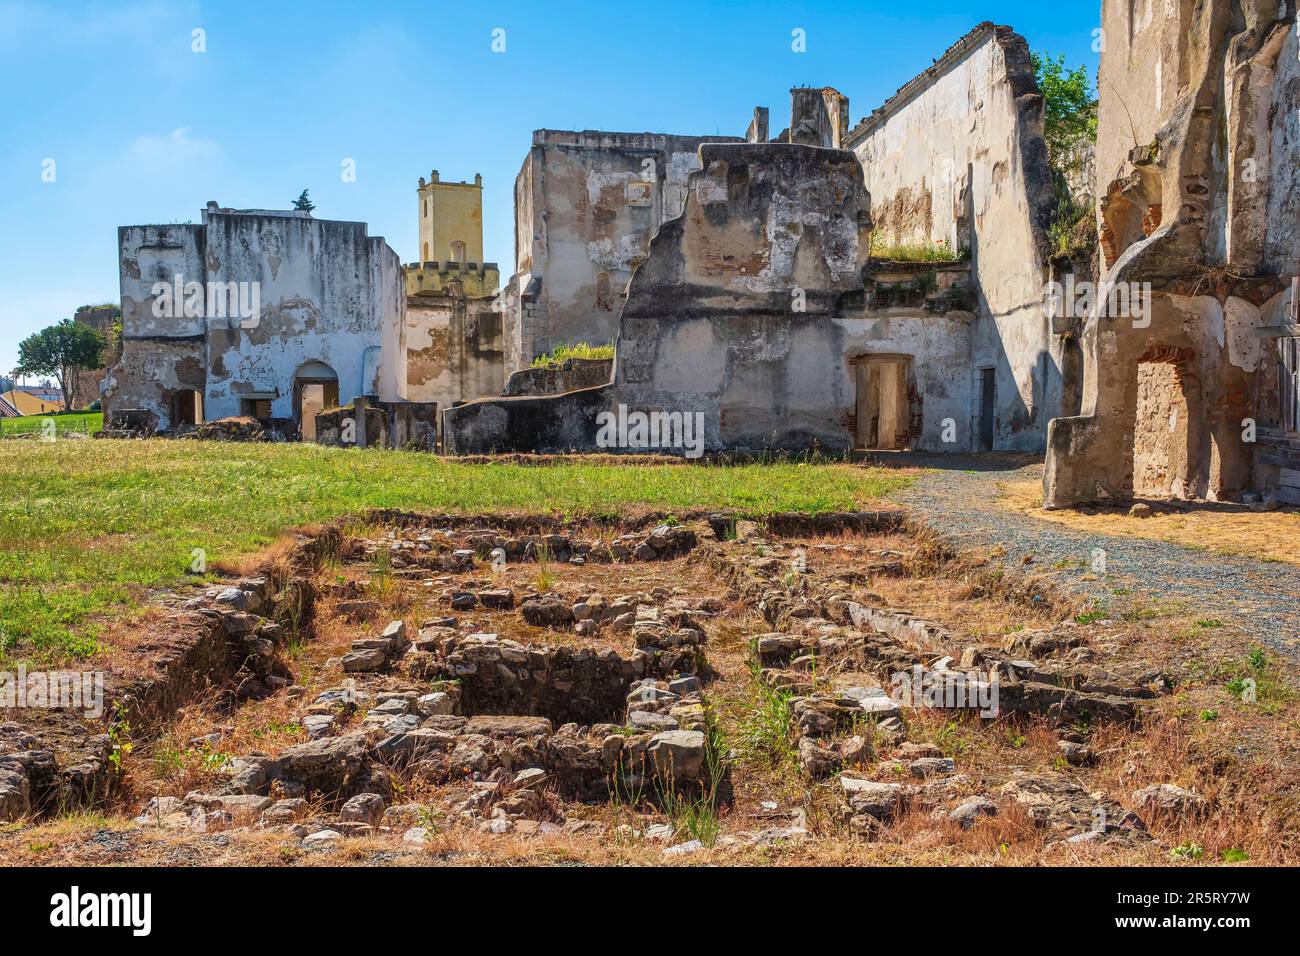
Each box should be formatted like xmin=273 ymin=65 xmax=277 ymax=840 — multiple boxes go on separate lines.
xmin=0 ymin=411 xmax=103 ymax=439
xmin=0 ymin=438 xmax=915 ymax=667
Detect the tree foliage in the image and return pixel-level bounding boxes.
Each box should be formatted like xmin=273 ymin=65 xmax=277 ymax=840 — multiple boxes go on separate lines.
xmin=292 ymin=189 xmax=315 ymax=212
xmin=15 ymin=319 xmax=104 ymax=409
xmin=1032 ymin=52 xmax=1097 ymax=164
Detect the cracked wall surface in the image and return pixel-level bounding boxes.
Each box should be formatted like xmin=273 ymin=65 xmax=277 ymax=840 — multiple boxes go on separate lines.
xmin=501 ymin=129 xmax=744 ymax=372
xmin=106 ymin=203 xmax=407 ymax=434
xmin=1044 ymin=0 xmax=1300 ymax=507
xmin=845 ymin=22 xmax=1060 ymax=453
xmin=444 ymin=129 xmax=979 ymax=455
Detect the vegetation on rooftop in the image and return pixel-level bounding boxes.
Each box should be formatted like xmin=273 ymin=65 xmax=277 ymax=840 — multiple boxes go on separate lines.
xmin=868 ymin=237 xmax=967 ymax=263
xmin=529 ymin=342 xmax=616 ymax=368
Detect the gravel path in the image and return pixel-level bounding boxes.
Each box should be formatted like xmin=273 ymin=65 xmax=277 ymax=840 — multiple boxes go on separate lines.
xmin=887 ymin=454 xmax=1299 ymax=658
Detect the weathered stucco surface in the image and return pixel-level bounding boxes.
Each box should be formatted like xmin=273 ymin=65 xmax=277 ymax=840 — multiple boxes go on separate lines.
xmin=106 ymin=203 xmax=409 ymax=434
xmin=846 ymin=22 xmax=1059 ymax=452
xmin=503 ymin=358 xmax=613 ymax=398
xmin=1044 ymin=0 xmax=1300 ymax=507
xmin=502 ymin=129 xmax=744 ymax=371
xmin=444 ymin=48 xmax=1061 ymax=458
xmin=404 ymin=294 xmax=504 ymax=414
xmin=445 ymin=125 xmax=980 ymax=456
xmin=612 ymin=142 xmax=873 ymax=452
xmin=417 ymin=171 xmax=485 ymax=266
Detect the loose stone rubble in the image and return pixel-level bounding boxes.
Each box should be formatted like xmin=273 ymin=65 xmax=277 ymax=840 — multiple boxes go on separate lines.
xmin=3 ymin=511 xmax=1206 ymax=857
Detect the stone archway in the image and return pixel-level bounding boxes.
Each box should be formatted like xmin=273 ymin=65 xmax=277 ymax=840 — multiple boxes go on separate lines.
xmin=293 ymin=361 xmax=340 ymax=442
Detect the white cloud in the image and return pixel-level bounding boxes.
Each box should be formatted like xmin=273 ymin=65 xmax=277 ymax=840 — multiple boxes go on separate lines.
xmin=125 ymin=127 xmax=222 ymax=173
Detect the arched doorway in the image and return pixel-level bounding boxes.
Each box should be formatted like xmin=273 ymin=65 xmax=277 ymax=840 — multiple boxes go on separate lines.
xmin=294 ymin=361 xmax=339 ymax=441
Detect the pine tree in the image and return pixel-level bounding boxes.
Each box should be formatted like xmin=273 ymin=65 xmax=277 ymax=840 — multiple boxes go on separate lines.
xmin=292 ymin=189 xmax=315 ymax=212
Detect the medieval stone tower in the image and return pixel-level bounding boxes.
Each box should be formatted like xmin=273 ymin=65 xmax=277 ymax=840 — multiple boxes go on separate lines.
xmin=413 ymin=170 xmax=497 ymax=297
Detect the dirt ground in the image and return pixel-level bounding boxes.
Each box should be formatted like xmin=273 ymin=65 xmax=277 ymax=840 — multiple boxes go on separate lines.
xmin=3 ymin=513 xmax=1295 ymax=867
xmin=998 ymin=479 xmax=1300 ymax=567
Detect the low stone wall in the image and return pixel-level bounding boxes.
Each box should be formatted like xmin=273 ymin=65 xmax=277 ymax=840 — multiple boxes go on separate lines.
xmin=442 ymin=385 xmax=613 ymax=455
xmin=0 ymin=530 xmax=335 ymax=822
xmin=503 ymin=358 xmax=613 ymax=397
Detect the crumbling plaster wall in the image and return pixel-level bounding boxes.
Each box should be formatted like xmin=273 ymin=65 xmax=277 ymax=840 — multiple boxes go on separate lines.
xmin=105 ymin=224 xmax=208 ymax=430
xmin=504 ymin=130 xmax=744 ymax=371
xmin=201 ymin=207 xmax=405 ymax=423
xmin=614 ymin=142 xmax=974 ymax=453
xmin=108 ymin=208 xmax=407 ymax=432
xmin=786 ymin=88 xmax=850 ymax=147
xmin=445 ymin=142 xmax=978 ymax=455
xmin=405 ymin=294 xmax=504 ymax=415
xmin=846 ymin=23 xmax=1059 ymax=452
xmin=1044 ymin=0 xmax=1296 ymax=506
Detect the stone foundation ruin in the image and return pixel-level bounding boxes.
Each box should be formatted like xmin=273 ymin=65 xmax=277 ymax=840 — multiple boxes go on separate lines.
xmin=3 ymin=507 xmax=1187 ymax=854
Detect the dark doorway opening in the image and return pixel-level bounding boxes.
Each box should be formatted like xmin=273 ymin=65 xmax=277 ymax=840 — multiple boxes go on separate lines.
xmin=977 ymin=367 xmax=996 ymax=451
xmin=174 ymin=389 xmax=203 ymax=426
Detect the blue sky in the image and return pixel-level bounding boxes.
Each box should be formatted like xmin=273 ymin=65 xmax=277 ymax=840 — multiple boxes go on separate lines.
xmin=0 ymin=0 xmax=1101 ymax=378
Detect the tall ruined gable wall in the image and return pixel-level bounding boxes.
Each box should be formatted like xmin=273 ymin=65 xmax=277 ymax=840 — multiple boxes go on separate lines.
xmin=846 ymin=23 xmax=1060 ymax=452
xmin=846 ymin=23 xmax=1053 ymax=280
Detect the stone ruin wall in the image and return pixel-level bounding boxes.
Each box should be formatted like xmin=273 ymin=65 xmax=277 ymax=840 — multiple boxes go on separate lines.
xmin=1045 ymin=0 xmax=1300 ymax=507
xmin=405 ymin=295 xmax=504 ymax=415
xmin=503 ymin=357 xmax=613 ymax=398
xmin=846 ymin=23 xmax=1060 ymax=453
xmin=610 ymin=142 xmax=875 ymax=453
xmin=105 ymin=223 xmax=209 ymax=432
xmin=71 ymin=305 xmax=120 ymax=409
xmin=106 ymin=207 xmax=408 ymax=435
xmin=502 ymin=130 xmax=744 ymax=373
xmin=443 ymin=84 xmax=1005 ymax=456
xmin=200 ymin=208 xmax=406 ymax=422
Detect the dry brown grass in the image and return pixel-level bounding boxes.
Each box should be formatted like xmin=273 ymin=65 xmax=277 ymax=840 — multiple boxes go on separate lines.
xmin=998 ymin=478 xmax=1300 ymax=566
xmin=6 ymin=517 xmax=1297 ymax=868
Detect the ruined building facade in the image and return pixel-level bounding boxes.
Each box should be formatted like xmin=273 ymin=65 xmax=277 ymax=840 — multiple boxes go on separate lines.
xmin=1044 ymin=0 xmax=1300 ymax=506
xmin=104 ymin=202 xmax=424 ymax=443
xmin=497 ymin=130 xmax=743 ymax=373
xmin=109 ymin=17 xmax=1278 ymax=477
xmin=445 ymin=23 xmax=1063 ymax=456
